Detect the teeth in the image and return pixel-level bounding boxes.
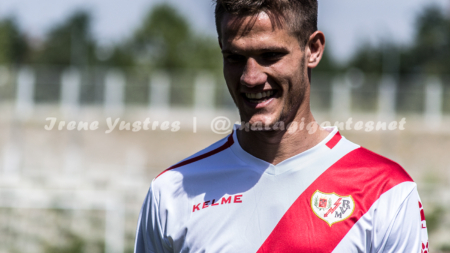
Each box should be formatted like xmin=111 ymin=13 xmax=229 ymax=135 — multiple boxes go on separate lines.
xmin=245 ymin=91 xmax=274 ymax=100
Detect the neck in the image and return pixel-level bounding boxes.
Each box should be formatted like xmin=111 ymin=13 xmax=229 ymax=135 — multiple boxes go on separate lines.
xmin=236 ymin=110 xmax=330 ymax=165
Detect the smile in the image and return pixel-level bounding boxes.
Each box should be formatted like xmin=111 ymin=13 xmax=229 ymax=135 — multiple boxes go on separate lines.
xmin=244 ymin=90 xmax=276 ymax=103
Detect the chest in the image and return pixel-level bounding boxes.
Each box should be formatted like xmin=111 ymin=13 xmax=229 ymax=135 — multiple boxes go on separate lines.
xmin=166 ymin=186 xmax=369 ymax=253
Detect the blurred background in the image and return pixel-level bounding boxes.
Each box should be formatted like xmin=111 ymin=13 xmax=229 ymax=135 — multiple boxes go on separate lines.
xmin=0 ymin=0 xmax=449 ymax=252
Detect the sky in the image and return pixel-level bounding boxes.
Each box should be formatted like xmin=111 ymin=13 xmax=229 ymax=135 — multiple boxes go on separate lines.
xmin=1 ymin=0 xmax=449 ymax=63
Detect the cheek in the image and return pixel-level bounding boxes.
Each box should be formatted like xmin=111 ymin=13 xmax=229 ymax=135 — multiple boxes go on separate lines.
xmin=223 ymin=65 xmax=242 ymax=85
xmin=224 ymin=83 xmax=239 ymax=105
xmin=282 ymin=72 xmax=306 ymax=105
xmin=223 ymin=69 xmax=241 ymax=100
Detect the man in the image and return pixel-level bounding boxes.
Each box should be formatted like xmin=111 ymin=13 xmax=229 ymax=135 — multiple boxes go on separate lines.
xmin=135 ymin=0 xmax=429 ymax=252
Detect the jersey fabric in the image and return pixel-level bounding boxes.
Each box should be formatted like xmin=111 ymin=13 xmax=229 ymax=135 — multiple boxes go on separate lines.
xmin=135 ymin=126 xmax=429 ymax=253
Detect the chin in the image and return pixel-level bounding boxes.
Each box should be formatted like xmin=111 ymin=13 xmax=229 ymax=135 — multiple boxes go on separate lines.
xmin=240 ymin=116 xmax=281 ymax=132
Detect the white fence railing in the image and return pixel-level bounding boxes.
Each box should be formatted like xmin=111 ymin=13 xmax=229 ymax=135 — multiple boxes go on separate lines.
xmin=0 ymin=65 xmax=448 ymax=126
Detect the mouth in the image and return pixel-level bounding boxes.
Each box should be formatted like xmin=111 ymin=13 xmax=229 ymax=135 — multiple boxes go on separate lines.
xmin=242 ymin=90 xmax=278 ymax=104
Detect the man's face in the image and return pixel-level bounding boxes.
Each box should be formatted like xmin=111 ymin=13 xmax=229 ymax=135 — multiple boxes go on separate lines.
xmin=220 ymin=12 xmax=309 ymax=128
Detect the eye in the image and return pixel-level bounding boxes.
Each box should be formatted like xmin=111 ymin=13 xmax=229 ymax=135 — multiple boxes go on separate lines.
xmin=261 ymin=52 xmax=284 ymax=61
xmin=224 ymin=54 xmax=246 ymax=63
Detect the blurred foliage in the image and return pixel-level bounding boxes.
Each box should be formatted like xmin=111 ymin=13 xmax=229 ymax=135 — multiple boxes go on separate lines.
xmin=425 ymin=206 xmax=444 ymax=234
xmin=42 ymin=229 xmax=104 ymax=253
xmin=0 ymin=4 xmax=223 ymax=73
xmin=346 ymin=5 xmax=450 ymax=76
xmin=0 ymin=3 xmax=448 ymax=77
xmin=346 ymin=42 xmax=384 ymax=74
xmin=441 ymin=244 xmax=450 ymax=252
xmin=405 ymin=6 xmax=450 ymax=75
xmin=132 ymin=4 xmax=191 ymax=69
xmin=32 ymin=11 xmax=96 ymax=67
xmin=130 ymin=4 xmax=222 ymax=73
xmin=43 ymin=231 xmax=84 ymax=253
xmin=0 ymin=17 xmax=29 ymax=65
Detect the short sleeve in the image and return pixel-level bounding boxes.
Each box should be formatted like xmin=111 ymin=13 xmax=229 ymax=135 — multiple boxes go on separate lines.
xmin=380 ymin=188 xmax=429 ymax=253
xmin=134 ymin=182 xmax=172 ymax=253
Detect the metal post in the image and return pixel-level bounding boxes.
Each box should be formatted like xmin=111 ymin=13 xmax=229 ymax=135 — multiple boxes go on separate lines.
xmin=61 ymin=68 xmax=81 ymax=118
xmin=15 ymin=67 xmax=35 ymax=120
xmin=105 ymin=202 xmax=124 ymax=253
xmin=2 ymin=143 xmax=21 ymax=177
xmin=104 ymin=69 xmax=126 ymax=116
xmin=424 ymin=76 xmax=443 ymax=129
xmin=378 ymin=75 xmax=397 ymax=121
xmin=149 ymin=72 xmax=171 ymax=115
xmin=194 ymin=72 xmax=215 ymax=114
xmin=331 ymin=76 xmax=351 ymax=118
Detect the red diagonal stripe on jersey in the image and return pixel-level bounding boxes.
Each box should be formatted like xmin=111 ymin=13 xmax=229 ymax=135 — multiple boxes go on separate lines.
xmin=324 ymin=198 xmax=342 ymax=217
xmin=256 ymin=147 xmax=413 ymax=253
xmin=326 ymin=131 xmax=342 ymax=149
xmin=155 ymin=133 xmax=234 ymax=179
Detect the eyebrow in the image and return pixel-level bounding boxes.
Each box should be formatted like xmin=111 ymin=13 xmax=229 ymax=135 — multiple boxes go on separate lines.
xmin=221 ymin=46 xmax=289 ymax=54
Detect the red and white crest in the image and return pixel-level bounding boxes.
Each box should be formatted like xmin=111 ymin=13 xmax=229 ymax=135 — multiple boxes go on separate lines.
xmin=311 ymin=190 xmax=355 ymax=227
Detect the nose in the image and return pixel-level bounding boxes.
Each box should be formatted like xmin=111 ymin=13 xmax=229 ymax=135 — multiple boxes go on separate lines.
xmin=240 ymin=58 xmax=267 ymax=88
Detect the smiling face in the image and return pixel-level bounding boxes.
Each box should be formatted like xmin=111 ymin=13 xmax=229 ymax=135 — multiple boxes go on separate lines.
xmin=220 ymin=12 xmax=310 ymax=128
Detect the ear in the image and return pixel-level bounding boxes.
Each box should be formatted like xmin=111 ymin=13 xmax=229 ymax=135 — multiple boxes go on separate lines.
xmin=219 ymin=38 xmax=223 ymax=50
xmin=306 ymin=31 xmax=325 ymax=69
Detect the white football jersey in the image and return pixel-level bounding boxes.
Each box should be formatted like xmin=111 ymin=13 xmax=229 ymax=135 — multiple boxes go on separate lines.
xmin=135 ymin=126 xmax=429 ymax=253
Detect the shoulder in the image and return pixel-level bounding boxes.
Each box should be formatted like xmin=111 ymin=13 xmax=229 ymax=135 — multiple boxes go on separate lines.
xmin=337 ymin=145 xmax=413 ymax=184
xmin=152 ymin=133 xmax=235 ymax=188
xmin=324 ymin=141 xmax=417 ymax=219
xmin=321 ymin=137 xmax=415 ymax=200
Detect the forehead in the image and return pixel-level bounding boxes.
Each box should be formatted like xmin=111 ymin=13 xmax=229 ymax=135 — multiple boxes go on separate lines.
xmin=220 ymin=12 xmax=298 ymax=49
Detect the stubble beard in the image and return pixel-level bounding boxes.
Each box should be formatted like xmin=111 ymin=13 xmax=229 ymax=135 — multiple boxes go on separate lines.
xmin=237 ymin=57 xmax=308 ymax=132
xmin=265 ymin=60 xmax=307 ymax=131
xmin=239 ymin=77 xmax=306 ymax=132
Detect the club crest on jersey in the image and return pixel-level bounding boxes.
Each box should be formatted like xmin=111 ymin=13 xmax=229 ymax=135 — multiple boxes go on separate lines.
xmin=311 ymin=190 xmax=355 ymax=227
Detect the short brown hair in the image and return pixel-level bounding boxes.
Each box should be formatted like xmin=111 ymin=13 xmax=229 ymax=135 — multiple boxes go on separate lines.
xmin=214 ymin=0 xmax=318 ymax=46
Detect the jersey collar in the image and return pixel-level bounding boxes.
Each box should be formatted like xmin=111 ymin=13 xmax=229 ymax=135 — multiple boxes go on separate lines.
xmin=229 ymin=125 xmax=340 ymax=175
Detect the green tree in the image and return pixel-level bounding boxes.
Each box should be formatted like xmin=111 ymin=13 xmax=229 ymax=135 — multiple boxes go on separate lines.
xmin=98 ymin=45 xmax=135 ymax=67
xmin=403 ymin=5 xmax=450 ymax=75
xmin=33 ymin=10 xmax=96 ymax=67
xmin=346 ymin=43 xmax=383 ymax=74
xmin=0 ymin=17 xmax=29 ymax=65
xmin=130 ymin=4 xmax=222 ymax=72
xmin=132 ymin=4 xmax=191 ymax=69
xmin=345 ymin=5 xmax=450 ymax=76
